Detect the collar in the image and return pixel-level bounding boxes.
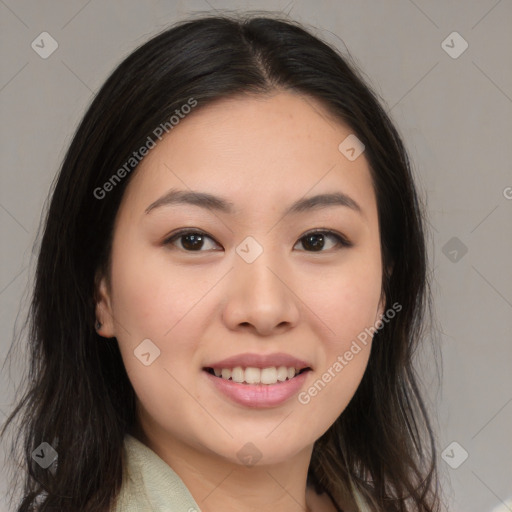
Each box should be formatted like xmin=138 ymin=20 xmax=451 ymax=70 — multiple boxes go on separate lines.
xmin=113 ymin=434 xmax=201 ymax=511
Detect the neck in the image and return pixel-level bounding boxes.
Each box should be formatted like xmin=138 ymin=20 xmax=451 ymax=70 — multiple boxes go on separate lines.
xmin=137 ymin=429 xmax=315 ymax=512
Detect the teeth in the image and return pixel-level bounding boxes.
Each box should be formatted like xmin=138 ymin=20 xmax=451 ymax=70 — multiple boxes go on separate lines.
xmin=211 ymin=366 xmax=302 ymax=385
xmin=276 ymin=366 xmax=288 ymax=382
xmin=260 ymin=367 xmax=276 ymax=384
xmin=245 ymin=367 xmax=260 ymax=384
xmin=232 ymin=367 xmax=244 ymax=383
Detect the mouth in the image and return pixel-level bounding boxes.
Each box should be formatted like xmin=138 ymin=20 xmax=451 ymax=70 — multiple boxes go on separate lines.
xmin=203 ymin=366 xmax=312 ymax=385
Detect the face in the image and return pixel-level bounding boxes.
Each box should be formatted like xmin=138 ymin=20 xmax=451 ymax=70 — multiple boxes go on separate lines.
xmin=96 ymin=91 xmax=385 ymax=466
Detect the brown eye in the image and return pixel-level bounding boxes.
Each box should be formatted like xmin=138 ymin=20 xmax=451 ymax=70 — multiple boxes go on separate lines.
xmin=294 ymin=230 xmax=352 ymax=252
xmin=164 ymin=230 xmax=221 ymax=252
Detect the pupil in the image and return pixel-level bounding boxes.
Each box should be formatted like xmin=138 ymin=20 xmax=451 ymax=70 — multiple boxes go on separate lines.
xmin=304 ymin=233 xmax=324 ymax=251
xmin=183 ymin=233 xmax=203 ymax=250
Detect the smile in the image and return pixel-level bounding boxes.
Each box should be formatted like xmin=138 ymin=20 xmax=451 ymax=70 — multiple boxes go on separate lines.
xmin=204 ymin=366 xmax=311 ymax=385
xmin=203 ymin=367 xmax=312 ymax=408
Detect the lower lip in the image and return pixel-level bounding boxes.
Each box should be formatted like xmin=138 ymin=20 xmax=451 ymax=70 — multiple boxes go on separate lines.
xmin=203 ymin=370 xmax=310 ymax=408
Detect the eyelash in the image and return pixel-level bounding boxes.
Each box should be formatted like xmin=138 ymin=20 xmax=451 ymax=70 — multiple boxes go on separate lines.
xmin=163 ymin=228 xmax=353 ymax=252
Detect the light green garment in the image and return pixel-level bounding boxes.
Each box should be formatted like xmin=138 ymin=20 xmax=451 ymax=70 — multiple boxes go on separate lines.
xmin=112 ymin=434 xmax=370 ymax=512
xmin=113 ymin=434 xmax=201 ymax=511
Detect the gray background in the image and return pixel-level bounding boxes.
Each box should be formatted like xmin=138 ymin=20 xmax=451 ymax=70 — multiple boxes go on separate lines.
xmin=1 ymin=1 xmax=511 ymax=511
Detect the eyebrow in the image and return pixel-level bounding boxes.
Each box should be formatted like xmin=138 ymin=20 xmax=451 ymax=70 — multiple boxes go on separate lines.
xmin=145 ymin=188 xmax=363 ymax=216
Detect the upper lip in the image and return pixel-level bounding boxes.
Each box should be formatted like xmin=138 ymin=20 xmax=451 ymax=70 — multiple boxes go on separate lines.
xmin=204 ymin=352 xmax=312 ymax=370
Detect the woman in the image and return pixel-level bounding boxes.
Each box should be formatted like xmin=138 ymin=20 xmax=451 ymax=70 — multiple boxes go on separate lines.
xmin=2 ymin=14 xmax=444 ymax=512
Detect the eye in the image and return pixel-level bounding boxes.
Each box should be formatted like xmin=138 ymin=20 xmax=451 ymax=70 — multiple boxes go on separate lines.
xmin=164 ymin=228 xmax=352 ymax=253
xmin=294 ymin=229 xmax=352 ymax=252
xmin=163 ymin=229 xmax=221 ymax=252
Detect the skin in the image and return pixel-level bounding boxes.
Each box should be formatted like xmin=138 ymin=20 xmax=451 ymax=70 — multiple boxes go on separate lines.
xmin=96 ymin=91 xmax=385 ymax=512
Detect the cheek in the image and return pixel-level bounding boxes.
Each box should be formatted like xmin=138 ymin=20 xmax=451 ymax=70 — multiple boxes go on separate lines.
xmin=300 ymin=254 xmax=383 ymax=347
xmin=108 ymin=242 xmax=207 ymax=402
xmin=109 ymin=257 xmax=203 ymax=434
xmin=298 ymin=349 xmax=370 ymax=438
xmin=298 ymin=253 xmax=382 ymax=432
xmin=110 ymin=238 xmax=207 ymax=340
xmin=293 ymin=253 xmax=381 ymax=426
xmin=295 ymin=291 xmax=379 ymax=434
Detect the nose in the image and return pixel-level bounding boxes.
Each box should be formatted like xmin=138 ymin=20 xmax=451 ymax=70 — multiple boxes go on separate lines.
xmin=222 ymin=251 xmax=301 ymax=337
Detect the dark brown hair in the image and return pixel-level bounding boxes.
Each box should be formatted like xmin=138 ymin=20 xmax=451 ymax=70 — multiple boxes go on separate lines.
xmin=2 ymin=13 xmax=443 ymax=511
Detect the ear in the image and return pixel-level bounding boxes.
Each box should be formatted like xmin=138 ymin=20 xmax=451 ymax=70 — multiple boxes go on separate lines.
xmin=94 ymin=271 xmax=116 ymax=338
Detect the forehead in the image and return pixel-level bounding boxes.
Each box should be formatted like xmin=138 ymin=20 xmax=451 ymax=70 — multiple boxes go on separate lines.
xmin=120 ymin=91 xmax=377 ymax=222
